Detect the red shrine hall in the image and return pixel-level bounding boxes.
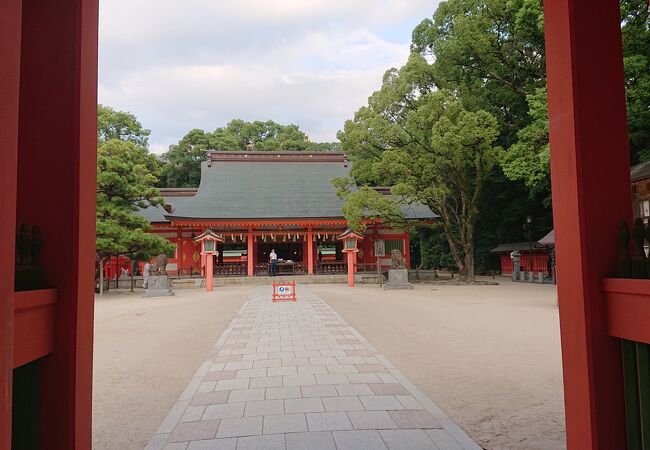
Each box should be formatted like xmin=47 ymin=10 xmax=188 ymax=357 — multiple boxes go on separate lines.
xmin=138 ymin=151 xmax=435 ymax=278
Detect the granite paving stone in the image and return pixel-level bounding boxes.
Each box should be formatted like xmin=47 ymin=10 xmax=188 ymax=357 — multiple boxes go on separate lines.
xmin=262 ymin=413 xmax=308 ymax=434
xmin=227 ymin=388 xmax=265 ymax=403
xmin=190 ymin=391 xmax=230 ymax=406
xmin=186 ymin=438 xmax=236 ymax=450
xmin=284 ymin=397 xmax=325 ymax=414
xmin=348 ymin=410 xmax=399 ymax=430
xmin=334 ymin=383 xmax=374 ymax=397
xmin=235 ymin=434 xmax=286 ymax=450
xmin=244 ymin=399 xmax=285 ymax=417
xmin=250 ymin=376 xmax=283 ymax=388
xmin=285 ymin=431 xmax=336 ymax=450
xmin=265 ymin=386 xmax=302 ymax=400
xmin=167 ymin=420 xmax=220 ymax=442
xmin=300 ymin=384 xmax=338 ymax=398
xmin=215 ymin=416 xmax=263 ymax=438
xmin=333 ymin=430 xmax=388 ymax=450
xmin=202 ymin=403 xmax=245 ymax=420
xmin=322 ymin=396 xmax=364 ymax=412
xmin=380 ymin=429 xmax=438 ymax=449
xmin=359 ymin=395 xmax=404 ymax=411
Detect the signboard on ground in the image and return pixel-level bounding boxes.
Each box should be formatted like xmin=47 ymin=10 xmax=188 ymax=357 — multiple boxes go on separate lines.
xmin=272 ymin=281 xmax=297 ymax=302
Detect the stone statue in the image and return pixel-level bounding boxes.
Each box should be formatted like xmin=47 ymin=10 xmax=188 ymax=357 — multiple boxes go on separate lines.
xmin=385 ymin=248 xmax=412 ymax=290
xmin=156 ymin=254 xmax=168 ymax=274
xmin=144 ymin=254 xmax=174 ymax=298
xmin=390 ymin=249 xmax=405 ymax=269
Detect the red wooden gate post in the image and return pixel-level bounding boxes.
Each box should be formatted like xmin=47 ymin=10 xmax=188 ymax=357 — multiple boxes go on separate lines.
xmin=544 ymin=0 xmax=630 ymax=447
xmin=0 ymin=0 xmax=22 ymax=445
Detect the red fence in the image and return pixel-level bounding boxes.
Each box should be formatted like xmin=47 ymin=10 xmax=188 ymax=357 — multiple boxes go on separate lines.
xmin=500 ymin=252 xmax=549 ymax=274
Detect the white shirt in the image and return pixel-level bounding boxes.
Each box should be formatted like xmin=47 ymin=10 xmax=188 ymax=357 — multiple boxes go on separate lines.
xmin=270 ymin=251 xmax=277 ymax=261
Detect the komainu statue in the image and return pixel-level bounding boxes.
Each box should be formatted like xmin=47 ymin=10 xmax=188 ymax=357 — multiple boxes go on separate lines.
xmin=155 ymin=254 xmax=168 ymax=274
xmin=390 ymin=249 xmax=405 ymax=268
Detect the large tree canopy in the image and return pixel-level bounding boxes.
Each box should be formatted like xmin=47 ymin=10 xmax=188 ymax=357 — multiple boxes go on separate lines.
xmin=338 ymin=53 xmax=501 ymax=280
xmin=98 ymin=104 xmax=151 ymax=147
xmin=96 ymin=106 xmax=172 ymax=261
xmin=160 ymin=120 xmax=341 ymax=188
xmin=96 ymin=139 xmax=172 ymax=260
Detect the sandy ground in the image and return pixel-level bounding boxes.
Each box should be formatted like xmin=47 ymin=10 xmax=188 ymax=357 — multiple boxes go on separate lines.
xmin=92 ymin=286 xmax=250 ymax=450
xmin=311 ymin=280 xmax=566 ymax=450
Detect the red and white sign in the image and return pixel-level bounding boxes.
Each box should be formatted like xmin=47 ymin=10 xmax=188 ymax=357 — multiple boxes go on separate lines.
xmin=272 ymin=281 xmax=297 ymax=302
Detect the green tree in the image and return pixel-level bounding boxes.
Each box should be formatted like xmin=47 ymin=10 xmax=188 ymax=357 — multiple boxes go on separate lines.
xmin=98 ymin=104 xmax=151 ymax=147
xmin=338 ymin=55 xmax=501 ymax=280
xmin=160 ymin=120 xmax=341 ymax=187
xmin=621 ymin=0 xmax=650 ymax=163
xmin=96 ymin=139 xmax=173 ymax=260
xmin=412 ymin=0 xmax=546 ymax=148
xmin=160 ymin=129 xmax=211 ymax=188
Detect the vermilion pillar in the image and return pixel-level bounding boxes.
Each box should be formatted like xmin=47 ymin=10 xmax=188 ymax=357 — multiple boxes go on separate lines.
xmin=346 ymin=252 xmax=356 ymax=287
xmin=247 ymin=230 xmax=254 ymax=277
xmin=206 ymin=254 xmax=214 ymax=292
xmin=307 ymin=229 xmax=314 ymax=275
xmin=0 ymin=0 xmax=22 ymax=446
xmin=544 ymin=0 xmax=629 ymax=447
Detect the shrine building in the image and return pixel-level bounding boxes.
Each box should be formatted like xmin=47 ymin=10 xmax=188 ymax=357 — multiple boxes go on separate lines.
xmin=139 ymin=151 xmax=435 ymax=277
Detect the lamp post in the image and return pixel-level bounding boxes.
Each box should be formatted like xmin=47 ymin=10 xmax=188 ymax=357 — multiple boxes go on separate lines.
xmin=337 ymin=229 xmax=364 ymax=287
xmin=194 ymin=229 xmax=224 ymax=292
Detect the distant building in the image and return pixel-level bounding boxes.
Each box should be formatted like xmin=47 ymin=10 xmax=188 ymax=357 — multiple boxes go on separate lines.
xmin=134 ymin=151 xmax=435 ymax=277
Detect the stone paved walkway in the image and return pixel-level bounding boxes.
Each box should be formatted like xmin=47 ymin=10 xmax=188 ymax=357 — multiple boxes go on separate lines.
xmin=146 ymin=286 xmax=480 ymax=450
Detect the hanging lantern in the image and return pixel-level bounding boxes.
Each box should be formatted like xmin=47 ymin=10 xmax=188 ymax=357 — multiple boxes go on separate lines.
xmin=231 ymin=233 xmax=235 ymax=242
xmin=240 ymin=233 xmax=243 ymax=241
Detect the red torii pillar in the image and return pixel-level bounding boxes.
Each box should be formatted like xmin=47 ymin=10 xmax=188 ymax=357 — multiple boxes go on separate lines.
xmin=1 ymin=0 xmax=98 ymax=448
xmin=307 ymin=228 xmax=314 ymax=275
xmin=544 ymin=0 xmax=630 ymax=447
xmin=247 ymin=229 xmax=254 ymax=277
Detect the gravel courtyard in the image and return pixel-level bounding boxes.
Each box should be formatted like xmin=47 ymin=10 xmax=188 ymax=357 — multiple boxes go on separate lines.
xmin=93 ymin=279 xmax=564 ymax=449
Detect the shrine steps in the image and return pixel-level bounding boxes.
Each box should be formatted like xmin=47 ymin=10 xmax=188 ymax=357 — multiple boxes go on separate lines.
xmin=172 ymin=274 xmax=350 ymax=288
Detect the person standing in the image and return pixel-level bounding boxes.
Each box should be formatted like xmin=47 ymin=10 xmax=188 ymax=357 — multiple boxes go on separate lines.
xmin=143 ymin=262 xmax=150 ymax=288
xmin=269 ymin=249 xmax=278 ymax=276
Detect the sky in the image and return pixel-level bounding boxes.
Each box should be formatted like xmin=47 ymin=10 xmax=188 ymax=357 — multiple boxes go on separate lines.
xmin=98 ymin=1 xmax=439 ymax=154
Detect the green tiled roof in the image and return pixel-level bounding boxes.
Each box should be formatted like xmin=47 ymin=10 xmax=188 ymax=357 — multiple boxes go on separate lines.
xmin=167 ymin=160 xmax=350 ymax=219
xmin=136 ymin=153 xmax=436 ymax=222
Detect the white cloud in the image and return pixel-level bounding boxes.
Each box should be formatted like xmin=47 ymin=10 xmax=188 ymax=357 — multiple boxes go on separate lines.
xmin=98 ymin=1 xmax=439 ymax=153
